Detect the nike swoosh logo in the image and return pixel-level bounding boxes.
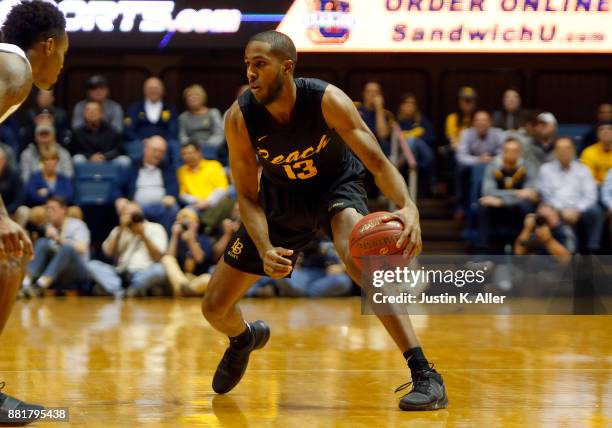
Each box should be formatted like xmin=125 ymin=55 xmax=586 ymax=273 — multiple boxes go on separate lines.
xmin=257 ymin=135 xmax=268 ymax=142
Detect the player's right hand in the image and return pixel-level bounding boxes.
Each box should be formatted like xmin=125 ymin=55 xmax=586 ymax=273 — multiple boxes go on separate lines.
xmin=0 ymin=216 xmax=33 ymax=259
xmin=262 ymin=247 xmax=294 ymax=279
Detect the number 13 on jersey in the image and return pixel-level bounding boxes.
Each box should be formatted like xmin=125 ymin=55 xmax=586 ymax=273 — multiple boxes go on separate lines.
xmin=282 ymin=160 xmax=318 ymax=180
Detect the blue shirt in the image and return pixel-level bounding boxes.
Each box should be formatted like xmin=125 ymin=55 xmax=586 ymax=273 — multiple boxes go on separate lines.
xmin=357 ymin=105 xmax=392 ymax=155
xmin=25 ymin=171 xmax=73 ymax=207
xmin=398 ymin=117 xmax=435 ymax=146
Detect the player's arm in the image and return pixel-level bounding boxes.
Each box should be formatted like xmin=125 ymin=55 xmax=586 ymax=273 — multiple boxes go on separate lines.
xmin=225 ymin=102 xmax=293 ymax=277
xmin=0 ymin=53 xmax=33 ymax=259
xmin=322 ymin=85 xmax=421 ymax=257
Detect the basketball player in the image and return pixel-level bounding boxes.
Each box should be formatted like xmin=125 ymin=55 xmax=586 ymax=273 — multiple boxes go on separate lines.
xmin=0 ymin=1 xmax=68 ymax=423
xmin=202 ymin=31 xmax=447 ymax=411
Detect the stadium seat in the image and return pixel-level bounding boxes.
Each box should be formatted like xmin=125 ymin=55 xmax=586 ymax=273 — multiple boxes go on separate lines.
xmin=557 ymin=123 xmax=591 ymax=151
xmin=124 ymin=139 xmax=143 ymax=162
xmin=74 ymin=162 xmax=121 ymax=205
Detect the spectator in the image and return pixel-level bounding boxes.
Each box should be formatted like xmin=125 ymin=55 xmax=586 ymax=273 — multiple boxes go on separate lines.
xmin=22 ymin=89 xmax=69 ymax=150
xmin=580 ymin=120 xmax=612 ymax=185
xmin=446 ymin=87 xmax=477 ymax=149
xmin=514 ymin=204 xmax=575 ymax=262
xmin=537 ymin=137 xmax=604 ymax=253
xmin=177 ymin=141 xmax=229 ymax=211
xmin=0 ymin=122 xmax=19 ymax=157
xmin=356 ymin=81 xmax=393 ymax=155
xmin=479 ymin=138 xmax=538 ymax=250
xmin=178 ymin=84 xmax=224 ymax=160
xmin=457 ymin=111 xmax=505 ymax=166
xmin=524 ymin=112 xmax=558 ymax=170
xmin=492 ymin=89 xmax=528 ymax=131
xmin=100 ymin=201 xmax=168 ymax=297
xmin=582 ymin=103 xmax=612 ymax=149
xmin=71 ymin=100 xmax=130 ymax=166
xmin=22 ymin=196 xmax=91 ymax=296
xmin=72 ymin=75 xmax=124 ymax=133
xmin=24 ymin=146 xmax=73 ymax=207
xmin=0 ymin=137 xmax=17 ymax=170
xmin=396 ymin=93 xmax=435 ymax=181
xmin=0 ymin=146 xmax=23 ymax=219
xmin=124 ymin=77 xmax=178 ymax=143
xmin=162 ymin=208 xmax=219 ymax=297
xmin=456 ymin=111 xmax=505 ymax=215
xmin=20 ymin=123 xmax=73 ymax=182
xmin=600 ymin=169 xmax=612 ymax=236
xmin=118 ymin=135 xmax=179 ymax=232
xmin=356 ymin=81 xmax=393 ymax=199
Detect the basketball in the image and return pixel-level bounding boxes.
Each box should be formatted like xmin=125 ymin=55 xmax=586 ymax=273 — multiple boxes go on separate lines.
xmin=349 ymin=212 xmax=404 ymax=268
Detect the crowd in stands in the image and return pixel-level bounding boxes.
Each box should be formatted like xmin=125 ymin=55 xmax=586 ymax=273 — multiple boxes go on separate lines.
xmin=1 ymin=74 xmax=610 ymax=298
xmin=350 ymin=82 xmax=612 ymax=258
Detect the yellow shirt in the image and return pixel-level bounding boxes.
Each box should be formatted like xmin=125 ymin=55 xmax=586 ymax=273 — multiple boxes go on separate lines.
xmin=580 ymin=142 xmax=612 ymax=184
xmin=445 ymin=113 xmax=472 ymax=148
xmin=177 ymin=160 xmax=229 ymax=200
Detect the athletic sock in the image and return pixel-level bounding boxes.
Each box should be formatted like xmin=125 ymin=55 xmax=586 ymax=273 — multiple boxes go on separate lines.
xmin=403 ymin=347 xmax=430 ymax=373
xmin=229 ymin=324 xmax=253 ymax=349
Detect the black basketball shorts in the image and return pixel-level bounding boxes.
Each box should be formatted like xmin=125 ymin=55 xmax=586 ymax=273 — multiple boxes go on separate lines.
xmin=224 ymin=176 xmax=368 ymax=276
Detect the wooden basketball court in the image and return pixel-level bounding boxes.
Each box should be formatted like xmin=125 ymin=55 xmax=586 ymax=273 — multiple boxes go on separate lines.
xmin=1 ymin=297 xmax=610 ymax=427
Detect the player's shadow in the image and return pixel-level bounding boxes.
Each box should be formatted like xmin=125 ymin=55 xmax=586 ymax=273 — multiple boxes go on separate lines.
xmin=212 ymin=395 xmax=249 ymax=427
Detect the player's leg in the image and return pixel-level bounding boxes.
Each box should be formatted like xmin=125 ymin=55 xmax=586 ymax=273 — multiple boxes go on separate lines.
xmin=202 ymin=259 xmax=270 ymax=394
xmin=0 ymin=257 xmax=44 ymax=425
xmin=330 ymin=208 xmax=447 ymax=411
xmin=330 ymin=208 xmax=420 ymax=350
xmin=202 ymin=259 xmax=261 ymax=337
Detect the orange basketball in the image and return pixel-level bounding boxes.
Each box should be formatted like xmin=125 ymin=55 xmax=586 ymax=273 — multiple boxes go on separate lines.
xmin=349 ymin=212 xmax=404 ymax=268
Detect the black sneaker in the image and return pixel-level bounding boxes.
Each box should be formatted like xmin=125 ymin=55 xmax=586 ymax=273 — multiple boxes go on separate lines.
xmin=396 ymin=366 xmax=448 ymax=411
xmin=212 ymin=320 xmax=270 ymax=394
xmin=0 ymin=382 xmax=44 ymax=426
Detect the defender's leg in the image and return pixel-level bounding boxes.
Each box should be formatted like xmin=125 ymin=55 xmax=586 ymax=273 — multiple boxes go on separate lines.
xmin=0 ymin=257 xmax=45 ymax=425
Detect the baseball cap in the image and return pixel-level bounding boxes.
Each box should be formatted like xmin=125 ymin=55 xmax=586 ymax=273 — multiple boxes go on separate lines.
xmin=87 ymin=75 xmax=109 ymax=89
xmin=536 ymin=112 xmax=557 ymax=126
xmin=458 ymin=86 xmax=477 ymax=100
xmin=596 ymin=120 xmax=612 ymax=129
xmin=35 ymin=124 xmax=55 ymax=135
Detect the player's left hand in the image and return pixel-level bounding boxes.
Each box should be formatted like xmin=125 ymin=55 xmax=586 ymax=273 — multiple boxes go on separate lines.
xmin=384 ymin=205 xmax=422 ymax=259
xmin=262 ymin=247 xmax=294 ymax=279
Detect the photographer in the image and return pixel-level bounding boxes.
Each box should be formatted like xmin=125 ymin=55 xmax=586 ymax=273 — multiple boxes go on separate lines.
xmin=162 ymin=208 xmax=216 ymax=297
xmin=100 ymin=201 xmax=168 ymax=297
xmin=514 ymin=203 xmax=575 ymax=263
xmin=22 ymin=196 xmax=90 ymax=296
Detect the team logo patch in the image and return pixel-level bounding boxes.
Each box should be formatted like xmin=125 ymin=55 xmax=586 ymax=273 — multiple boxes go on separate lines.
xmin=257 ymin=148 xmax=270 ymax=159
xmin=228 ymin=238 xmax=244 ymax=259
xmin=306 ymin=0 xmax=354 ymax=45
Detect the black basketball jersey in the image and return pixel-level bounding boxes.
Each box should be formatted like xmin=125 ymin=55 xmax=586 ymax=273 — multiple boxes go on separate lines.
xmin=238 ymin=78 xmax=364 ymax=190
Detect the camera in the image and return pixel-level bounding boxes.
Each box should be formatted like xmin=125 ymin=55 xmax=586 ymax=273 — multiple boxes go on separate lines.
xmin=181 ymin=222 xmax=190 ymax=231
xmin=131 ymin=213 xmax=145 ymax=224
xmin=534 ymin=214 xmax=547 ymax=227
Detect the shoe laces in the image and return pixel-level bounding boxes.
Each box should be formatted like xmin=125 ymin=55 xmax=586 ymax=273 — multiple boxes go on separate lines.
xmin=395 ymin=363 xmax=435 ymax=394
xmin=221 ymin=344 xmax=248 ymax=370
